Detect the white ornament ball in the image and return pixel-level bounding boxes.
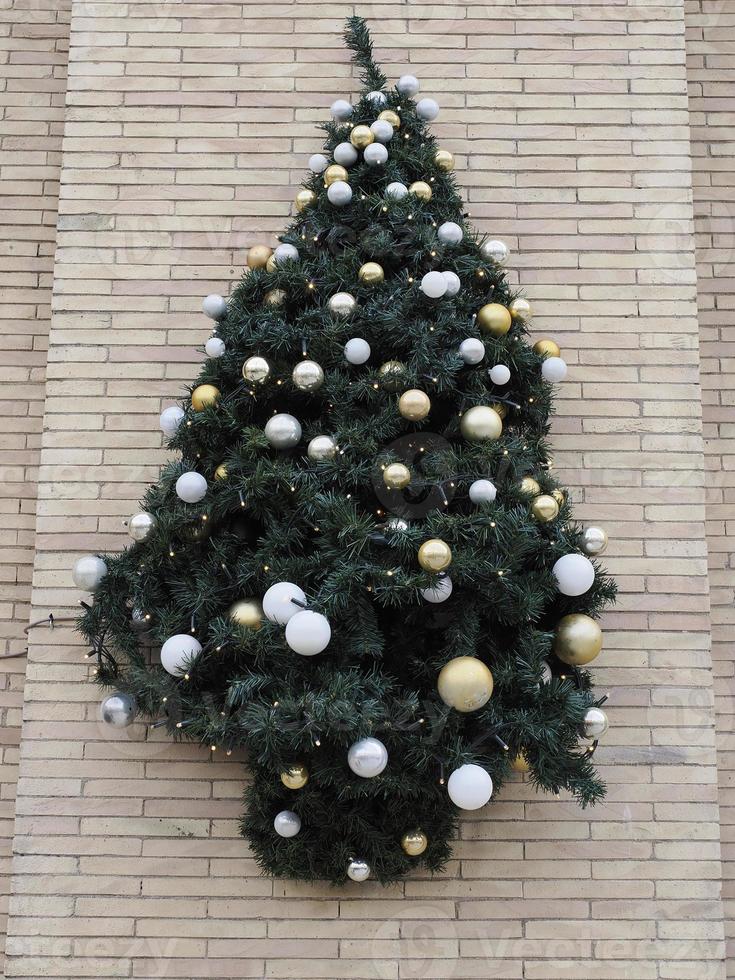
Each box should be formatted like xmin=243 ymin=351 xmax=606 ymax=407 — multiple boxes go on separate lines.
xmin=489 ymin=364 xmax=511 ymax=385
xmin=159 ymin=405 xmax=185 ymax=437
xmin=442 ymin=271 xmax=461 ymax=297
xmin=459 ymin=338 xmax=485 ymax=365
xmin=262 ymin=582 xmax=307 ymax=625
xmin=386 ymin=182 xmax=408 ymax=201
xmin=308 ymin=153 xmax=329 ymax=173
xmin=274 ymin=810 xmax=301 ymax=838
xmin=330 ymin=99 xmax=353 ymax=121
xmin=363 ymin=143 xmax=388 ymax=167
xmin=480 ymin=239 xmax=510 ymax=265
xmin=347 ymin=737 xmax=388 ymax=778
xmin=128 ymin=511 xmax=155 ymax=542
xmin=205 ymin=336 xmax=225 ymax=358
xmin=264 ymin=413 xmax=302 ymax=450
xmin=327 ymin=180 xmax=352 ymax=206
xmin=273 ymin=243 xmax=299 ymax=265
xmin=160 ymin=634 xmax=202 ymax=677
xmin=437 ymin=221 xmax=463 ymax=245
xmin=447 ymin=764 xmax=493 ymax=810
xmin=469 ymin=479 xmax=497 ymax=505
xmin=421 ymin=575 xmax=453 ymax=603
xmin=370 ymin=119 xmax=394 ymax=143
xmin=344 ymin=338 xmax=371 ymax=365
xmin=202 ymin=293 xmax=227 ymax=320
xmin=552 ymin=553 xmax=595 ymax=596
xmin=397 ymin=74 xmax=420 ymax=96
xmin=541 ymin=357 xmax=568 ymax=382
xmin=175 ymin=471 xmax=207 ymax=504
xmin=285 ymin=610 xmax=331 ymax=656
xmin=366 ymin=90 xmax=387 ymax=106
xmin=334 ymin=142 xmax=358 ymax=167
xmin=72 ymin=555 xmax=107 ymax=592
xmin=420 ymin=271 xmax=448 ymax=299
xmin=416 ymin=97 xmax=439 ymax=121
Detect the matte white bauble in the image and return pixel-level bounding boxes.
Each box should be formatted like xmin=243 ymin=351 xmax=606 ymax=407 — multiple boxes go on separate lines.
xmin=344 ymin=337 xmax=371 ymax=365
xmin=285 ymin=610 xmax=331 ymax=656
xmin=308 ymin=153 xmax=329 ymax=173
xmin=274 ymin=810 xmax=301 ymax=838
xmin=420 ymin=575 xmax=453 ymax=603
xmin=552 ymin=553 xmax=595 ymax=596
xmin=447 ymin=764 xmax=493 ymax=810
xmin=386 ymin=182 xmax=408 ymax=200
xmin=330 ymin=99 xmax=353 ymax=121
xmin=72 ymin=555 xmax=107 ymax=592
xmin=205 ymin=336 xmax=225 ymax=358
xmin=367 ymin=90 xmax=387 ymax=106
xmin=347 ymin=737 xmax=388 ymax=778
xmin=397 ymin=74 xmax=420 ymax=96
xmin=175 ymin=471 xmax=207 ymax=504
xmin=334 ymin=142 xmax=358 ymax=167
xmin=264 ymin=413 xmax=302 ymax=450
xmin=480 ymin=239 xmax=509 ymax=265
xmin=442 ymin=271 xmax=461 ymax=296
xmin=459 ymin=338 xmax=485 ymax=365
xmin=370 ymin=119 xmax=394 ymax=143
xmin=128 ymin=511 xmax=155 ymax=542
xmin=541 ymin=356 xmax=568 ymax=382
xmin=202 ymin=293 xmax=227 ymax=320
xmin=489 ymin=364 xmax=511 ymax=385
xmin=160 ymin=634 xmax=202 ymax=677
xmin=437 ymin=221 xmax=463 ymax=245
xmin=262 ymin=582 xmax=307 ymax=625
xmin=159 ymin=405 xmax=185 ymax=437
xmin=416 ymin=97 xmax=439 ymax=121
xmin=327 ymin=180 xmax=352 ymax=206
xmin=469 ymin=479 xmax=497 ymax=504
xmin=363 ymin=143 xmax=388 ymax=167
xmin=273 ymin=243 xmax=299 ymax=265
xmin=420 ymin=271 xmax=448 ymax=299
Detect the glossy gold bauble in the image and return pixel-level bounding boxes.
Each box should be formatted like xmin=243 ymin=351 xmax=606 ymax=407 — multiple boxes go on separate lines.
xmin=358 ymin=261 xmax=384 ymax=285
xmin=247 ymin=244 xmax=272 ymax=269
xmin=350 ymin=124 xmax=374 ymax=149
xmin=383 ymin=462 xmax=411 ymax=490
xmin=401 ymin=830 xmax=428 ymax=856
xmin=191 ymin=384 xmax=220 ymax=411
xmin=418 ymin=538 xmax=452 ymax=572
xmin=295 ymin=189 xmax=316 ymax=212
xmin=437 ymin=656 xmax=494 ymax=713
xmin=553 ymin=613 xmax=603 ymax=667
xmin=511 ymin=752 xmax=530 ymax=773
xmin=292 ymin=359 xmax=325 ymax=392
xmin=533 ymin=338 xmax=560 ymax=358
xmin=409 ymin=181 xmax=432 ymax=201
xmin=228 ymin=597 xmax=263 ymax=631
xmin=242 ymin=355 xmax=270 ymax=384
xmin=324 ymin=164 xmax=348 ymax=186
xmin=378 ymin=360 xmax=405 ymax=392
xmin=551 ymin=488 xmax=565 ymax=507
xmin=509 ymin=297 xmax=532 ymax=319
xmin=280 ymin=763 xmax=308 ymax=790
xmin=520 ymin=476 xmax=541 ymax=496
xmin=398 ymin=389 xmax=431 ymax=422
xmin=477 ymin=303 xmax=512 ymax=337
xmin=460 ymin=405 xmax=503 ymax=442
xmin=581 ymin=526 xmax=608 ymax=556
xmin=378 ymin=109 xmax=401 ymax=130
xmin=489 ymin=402 xmax=507 ymax=420
xmin=263 ymin=288 xmax=287 ymax=307
xmin=434 ymin=149 xmax=454 ymax=172
xmin=265 ymin=255 xmax=277 ymax=273
xmin=530 ymin=494 xmax=559 ymax=523
xmin=214 ymin=463 xmax=228 ymax=481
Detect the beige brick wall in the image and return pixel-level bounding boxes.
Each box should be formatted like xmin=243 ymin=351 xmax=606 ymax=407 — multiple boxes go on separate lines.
xmin=3 ymin=1 xmax=730 ymax=977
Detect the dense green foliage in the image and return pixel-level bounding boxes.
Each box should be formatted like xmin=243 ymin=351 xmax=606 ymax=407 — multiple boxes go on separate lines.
xmin=79 ymin=17 xmax=615 ymax=885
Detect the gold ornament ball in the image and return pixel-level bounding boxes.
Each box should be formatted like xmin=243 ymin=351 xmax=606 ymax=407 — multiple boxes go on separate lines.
xmin=247 ymin=244 xmax=272 ymax=269
xmin=378 ymin=109 xmax=401 ymax=130
xmin=242 ymin=355 xmax=270 ymax=384
xmin=551 ymin=488 xmax=565 ymax=507
xmin=401 ymin=830 xmax=428 ymax=856
xmin=409 ymin=181 xmax=432 ymax=201
xmin=553 ymin=613 xmax=603 ymax=667
xmin=265 ymin=254 xmax=277 ymax=273
xmin=378 ymin=360 xmax=405 ymax=392
xmin=191 ymin=384 xmax=220 ymax=411
xmin=214 ymin=463 xmax=228 ymax=481
xmin=581 ymin=526 xmax=608 ymax=556
xmin=398 ymin=389 xmax=431 ymax=422
xmin=263 ymin=288 xmax=287 ymax=307
xmin=280 ymin=763 xmax=308 ymax=790
xmin=324 ymin=164 xmax=348 ymax=186
xmin=533 ymin=338 xmax=561 ymax=358
xmin=292 ymin=359 xmax=325 ymax=392
xmin=228 ymin=598 xmax=263 ymax=631
xmin=477 ymin=303 xmax=512 ymax=337
xmin=358 ymin=261 xmax=384 ymax=285
xmin=511 ymin=752 xmax=530 ymax=773
xmin=519 ymin=476 xmax=541 ymax=496
xmin=530 ymin=494 xmax=559 ymax=523
xmin=489 ymin=402 xmax=507 ymax=420
xmin=460 ymin=405 xmax=503 ymax=442
xmin=509 ymin=297 xmax=532 ymax=319
xmin=437 ymin=656 xmax=494 ymax=713
xmin=418 ymin=538 xmax=452 ymax=572
xmin=383 ymin=462 xmax=411 ymax=490
xmin=350 ymin=124 xmax=374 ymax=149
xmin=295 ymin=189 xmax=316 ymax=213
xmin=434 ymin=149 xmax=454 ymax=172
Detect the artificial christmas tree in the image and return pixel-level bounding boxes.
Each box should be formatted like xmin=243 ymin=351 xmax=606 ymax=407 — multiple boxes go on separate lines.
xmin=76 ymin=17 xmax=615 ymax=885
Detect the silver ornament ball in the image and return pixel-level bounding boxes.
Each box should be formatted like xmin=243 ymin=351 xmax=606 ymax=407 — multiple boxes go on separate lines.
xmin=344 ymin=337 xmax=371 ymax=365
xmin=367 ymin=90 xmax=387 ymax=106
xmin=330 ymin=98 xmax=353 ymax=121
xmin=385 ymin=182 xmax=408 ymax=201
xmin=273 ymin=809 xmax=301 ymax=838
xmin=327 ymin=292 xmax=356 ymax=317
xmin=459 ymin=338 xmax=485 ymax=365
xmin=583 ymin=707 xmax=609 ymax=739
xmin=480 ymin=239 xmax=509 ymax=265
xmin=346 ymin=858 xmax=371 ymax=882
xmin=347 ymin=737 xmax=388 ymax=778
xmin=437 ymin=221 xmax=463 ymax=245
xmin=581 ymin=526 xmax=608 ymax=556
xmin=363 ymin=143 xmax=388 ymax=167
xmin=128 ymin=511 xmax=156 ymax=542
xmin=130 ymin=607 xmax=150 ymax=632
xmin=308 ymin=153 xmax=328 ymax=173
xmin=397 ymin=73 xmax=420 ymax=96
xmin=202 ymin=293 xmax=227 ymax=320
xmin=265 ymin=413 xmax=302 ymax=450
xmin=370 ymin=119 xmax=394 ymax=143
xmin=273 ymin=243 xmax=299 ymax=265
xmin=73 ymin=555 xmax=107 ymax=592
xmin=327 ymin=180 xmax=352 ymax=206
xmin=100 ymin=692 xmax=137 ymax=728
xmin=292 ymin=359 xmax=325 ymax=392
xmin=205 ymin=336 xmax=226 ymax=358
xmin=308 ymin=435 xmax=337 ymax=461
xmin=416 ymin=97 xmax=439 ymax=121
